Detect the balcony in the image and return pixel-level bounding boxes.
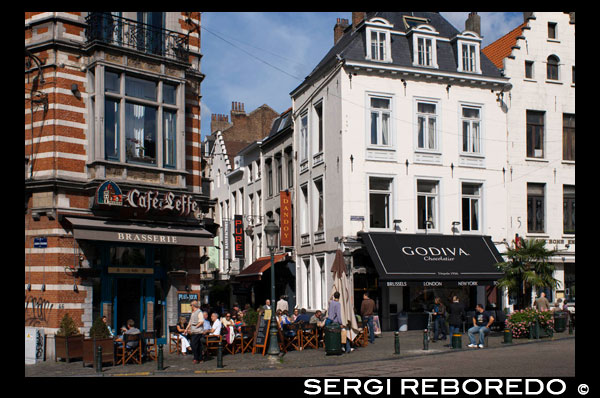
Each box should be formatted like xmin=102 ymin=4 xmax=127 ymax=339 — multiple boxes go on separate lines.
xmin=85 ymin=13 xmax=189 ymax=63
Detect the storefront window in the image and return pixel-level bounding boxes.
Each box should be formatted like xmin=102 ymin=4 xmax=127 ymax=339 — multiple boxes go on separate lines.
xmin=110 ymin=246 xmax=146 ymax=266
xmin=408 ymin=286 xmax=471 ymax=312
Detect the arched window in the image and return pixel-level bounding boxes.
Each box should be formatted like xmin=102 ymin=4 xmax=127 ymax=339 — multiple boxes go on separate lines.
xmin=547 ymin=55 xmax=560 ymax=80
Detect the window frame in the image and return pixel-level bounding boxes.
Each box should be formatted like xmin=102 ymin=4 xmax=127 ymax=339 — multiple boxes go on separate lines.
xmin=367 ymin=94 xmax=393 ymax=148
xmin=546 ymin=55 xmax=560 ymax=81
xmin=312 ymin=176 xmax=325 ymax=234
xmin=368 ymin=175 xmax=394 ymax=230
xmin=527 ymin=183 xmax=545 ymax=234
xmin=460 ymin=104 xmax=483 ymax=156
xmin=563 ymin=185 xmax=575 ymax=235
xmin=411 ymin=28 xmax=439 ymax=69
xmin=416 ymin=179 xmax=440 ymax=233
xmin=299 ymin=112 xmax=309 ymax=163
xmin=562 ymin=113 xmax=575 ymax=161
xmin=461 ymin=182 xmax=483 ymax=233
xmin=415 ymin=99 xmax=440 ymax=153
xmin=525 ymin=60 xmax=534 ymax=79
xmin=526 ymin=110 xmax=545 ymax=159
xmin=365 ymin=18 xmax=393 ymax=63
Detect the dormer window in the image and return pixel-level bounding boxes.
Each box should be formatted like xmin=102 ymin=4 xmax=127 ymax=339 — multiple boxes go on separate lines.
xmin=410 ymin=25 xmax=439 ymax=69
xmin=365 ymin=18 xmax=393 ymax=63
xmin=455 ymin=32 xmax=482 ymax=74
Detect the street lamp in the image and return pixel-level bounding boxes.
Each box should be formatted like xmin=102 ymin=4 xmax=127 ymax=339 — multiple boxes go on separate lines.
xmin=263 ymin=218 xmax=280 ymax=356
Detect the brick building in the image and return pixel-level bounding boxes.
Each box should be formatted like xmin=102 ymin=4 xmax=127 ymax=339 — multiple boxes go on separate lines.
xmin=25 ymin=12 xmax=214 ymax=359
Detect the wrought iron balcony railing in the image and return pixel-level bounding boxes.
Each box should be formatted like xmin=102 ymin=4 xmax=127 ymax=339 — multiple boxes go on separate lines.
xmin=85 ymin=13 xmax=189 ymax=63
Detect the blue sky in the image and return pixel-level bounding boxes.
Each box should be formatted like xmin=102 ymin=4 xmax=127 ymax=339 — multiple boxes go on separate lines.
xmin=199 ymin=12 xmax=523 ymax=139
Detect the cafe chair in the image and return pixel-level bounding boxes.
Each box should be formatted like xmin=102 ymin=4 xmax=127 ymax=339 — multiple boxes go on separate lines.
xmin=142 ymin=330 xmax=157 ymax=361
xmin=205 ymin=332 xmax=222 ymax=356
xmin=116 ymin=333 xmax=142 ymax=366
xmin=282 ymin=323 xmax=302 ymax=352
xmin=168 ymin=325 xmax=181 ymax=355
xmin=240 ymin=325 xmax=255 ymax=354
xmin=301 ymin=322 xmax=319 ymax=350
xmin=220 ymin=326 xmax=239 ymax=356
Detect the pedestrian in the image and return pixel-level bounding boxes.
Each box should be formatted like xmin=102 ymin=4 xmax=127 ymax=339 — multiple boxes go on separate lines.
xmin=534 ymin=292 xmax=551 ymax=311
xmin=446 ymin=296 xmax=465 ymax=347
xmin=263 ymin=299 xmax=272 ymax=310
xmin=186 ymin=300 xmax=205 ymax=364
xmin=277 ymin=295 xmax=289 ymax=313
xmin=467 ymin=304 xmax=494 ymax=349
xmin=326 ymin=291 xmax=353 ymax=353
xmin=360 ymin=292 xmax=376 ymax=344
xmin=432 ymin=297 xmax=447 ymax=342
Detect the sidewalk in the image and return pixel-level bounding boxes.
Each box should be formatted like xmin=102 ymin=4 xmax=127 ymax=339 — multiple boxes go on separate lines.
xmin=24 ymin=329 xmax=575 ymax=377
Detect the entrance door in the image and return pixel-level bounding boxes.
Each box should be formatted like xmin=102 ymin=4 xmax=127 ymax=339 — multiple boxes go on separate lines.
xmin=116 ymin=278 xmax=142 ymax=331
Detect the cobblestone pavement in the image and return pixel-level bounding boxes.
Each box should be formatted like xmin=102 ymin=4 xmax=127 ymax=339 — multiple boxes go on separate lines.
xmin=24 ymin=329 xmax=575 ymax=377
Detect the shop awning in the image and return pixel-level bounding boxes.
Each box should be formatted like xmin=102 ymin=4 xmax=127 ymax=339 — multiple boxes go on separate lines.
xmin=359 ymin=232 xmax=504 ymax=287
xmin=65 ymin=216 xmax=214 ymax=247
xmin=235 ymin=254 xmax=287 ymax=281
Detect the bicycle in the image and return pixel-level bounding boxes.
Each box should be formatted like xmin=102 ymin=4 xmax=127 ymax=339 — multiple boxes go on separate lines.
xmin=424 ymin=311 xmax=435 ymax=342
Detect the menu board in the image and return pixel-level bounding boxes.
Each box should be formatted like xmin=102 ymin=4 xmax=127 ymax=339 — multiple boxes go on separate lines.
xmin=177 ymin=292 xmax=199 ymax=321
xmin=252 ymin=312 xmax=271 ymax=356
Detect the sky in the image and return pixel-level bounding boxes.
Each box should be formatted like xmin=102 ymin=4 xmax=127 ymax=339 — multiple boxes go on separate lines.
xmin=199 ymin=12 xmax=523 ymax=139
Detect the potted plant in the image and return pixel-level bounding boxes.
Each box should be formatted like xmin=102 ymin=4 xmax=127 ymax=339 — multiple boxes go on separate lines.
xmin=243 ymin=308 xmax=259 ymax=327
xmin=55 ymin=313 xmax=83 ymax=362
xmin=82 ymin=316 xmax=115 ymax=368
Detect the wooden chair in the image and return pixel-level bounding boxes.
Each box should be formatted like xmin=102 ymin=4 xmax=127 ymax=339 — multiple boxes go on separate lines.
xmin=240 ymin=325 xmax=255 ymax=354
xmin=168 ymin=325 xmax=181 ymax=355
xmin=116 ymin=333 xmax=142 ymax=366
xmin=282 ymin=323 xmax=302 ymax=352
xmin=300 ymin=322 xmax=319 ymax=350
xmin=205 ymin=332 xmax=222 ymax=356
xmin=142 ymin=330 xmax=156 ymax=361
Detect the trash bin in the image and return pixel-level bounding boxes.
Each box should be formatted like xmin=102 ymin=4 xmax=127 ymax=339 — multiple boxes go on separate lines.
xmin=324 ymin=323 xmax=342 ymax=355
xmin=553 ymin=311 xmax=568 ymax=333
xmin=398 ymin=312 xmax=408 ymax=332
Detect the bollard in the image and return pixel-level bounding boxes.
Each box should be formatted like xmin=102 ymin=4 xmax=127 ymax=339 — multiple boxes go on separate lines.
xmin=503 ymin=329 xmax=513 ymax=344
xmin=568 ymin=318 xmax=573 ymax=334
xmin=451 ymin=333 xmax=462 ymax=349
xmin=394 ymin=332 xmax=400 ymax=355
xmin=423 ymin=329 xmax=429 ymax=351
xmin=95 ymin=345 xmax=102 ymax=373
xmin=217 ymin=339 xmax=224 ymax=368
xmin=157 ymin=344 xmax=164 ymax=371
xmin=534 ymin=321 xmax=540 ymax=339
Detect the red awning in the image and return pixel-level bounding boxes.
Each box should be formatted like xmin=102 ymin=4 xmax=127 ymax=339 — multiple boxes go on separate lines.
xmin=235 ymin=254 xmax=287 ymax=281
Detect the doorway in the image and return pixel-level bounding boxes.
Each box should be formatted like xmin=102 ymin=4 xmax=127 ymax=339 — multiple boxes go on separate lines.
xmin=116 ymin=278 xmax=142 ymax=331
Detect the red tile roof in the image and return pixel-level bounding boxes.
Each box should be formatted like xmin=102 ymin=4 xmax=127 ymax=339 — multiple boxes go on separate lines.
xmin=482 ymin=22 xmax=526 ymax=69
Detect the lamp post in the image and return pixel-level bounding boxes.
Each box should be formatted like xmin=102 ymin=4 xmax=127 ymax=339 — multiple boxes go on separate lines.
xmin=264 ymin=218 xmax=280 ymax=356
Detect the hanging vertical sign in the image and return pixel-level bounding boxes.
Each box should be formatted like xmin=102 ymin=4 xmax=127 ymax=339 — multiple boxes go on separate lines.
xmin=233 ymin=215 xmax=244 ymax=259
xmin=280 ymin=190 xmax=292 ymax=247
xmin=222 ymin=219 xmax=231 ymax=261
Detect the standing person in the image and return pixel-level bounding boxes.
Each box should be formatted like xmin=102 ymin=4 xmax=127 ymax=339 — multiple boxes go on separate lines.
xmin=446 ymin=296 xmax=466 ymax=347
xmin=277 ymin=295 xmax=289 ymax=313
xmin=327 ymin=292 xmax=353 ymax=353
xmin=534 ymin=292 xmax=551 ymax=311
xmin=360 ymin=292 xmax=376 ymax=344
xmin=186 ymin=300 xmax=205 ymax=364
xmin=432 ymin=297 xmax=447 ymax=342
xmin=263 ymin=299 xmax=272 ymax=310
xmin=467 ymin=304 xmax=494 ymax=349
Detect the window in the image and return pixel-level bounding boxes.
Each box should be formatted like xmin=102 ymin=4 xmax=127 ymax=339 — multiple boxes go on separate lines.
xmin=417 ymin=102 xmax=438 ymax=151
xmin=276 ymin=156 xmax=282 ymax=193
xmin=526 ymin=110 xmax=545 ymax=158
xmin=527 ymin=183 xmax=545 ymax=233
xmin=369 ymin=96 xmax=391 ymax=146
xmin=266 ymin=160 xmax=273 ymax=197
xmin=287 ymin=157 xmax=293 ymax=188
xmin=461 ymin=106 xmax=481 ymax=154
xmin=102 ymin=70 xmax=179 ymax=167
xmin=300 ymin=113 xmax=308 ymax=162
xmin=370 ymin=30 xmax=387 ymax=61
xmin=300 ymin=184 xmax=309 ymax=235
xmin=303 ymin=258 xmax=312 ymax=308
xmin=256 ymin=190 xmax=262 ymax=219
xmin=563 ymin=113 xmax=575 ymax=161
xmin=461 ymin=183 xmax=481 ymax=232
xmin=248 ymin=163 xmax=253 ymax=182
xmin=548 ymin=22 xmax=557 ymax=39
xmin=314 ymin=101 xmax=323 ymax=154
xmin=563 ymin=185 xmax=575 ymax=234
xmin=461 ymin=43 xmax=478 ymax=72
xmin=369 ymin=177 xmax=392 ymax=229
xmin=417 ymin=180 xmax=438 ymax=231
xmin=525 ymin=61 xmax=534 ymax=79
xmin=572 ymin=66 xmax=575 ymax=84
xmin=547 ymin=55 xmax=559 ymax=80
xmin=417 ymin=37 xmax=434 ymax=66
xmin=313 ymin=178 xmax=324 ymax=232
xmin=163 ymin=109 xmax=176 ymax=167
xmin=316 ymin=257 xmax=326 ymax=309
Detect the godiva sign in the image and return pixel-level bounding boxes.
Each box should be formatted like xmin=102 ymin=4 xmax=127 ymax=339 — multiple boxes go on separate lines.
xmin=96 ymin=180 xmax=199 ymax=216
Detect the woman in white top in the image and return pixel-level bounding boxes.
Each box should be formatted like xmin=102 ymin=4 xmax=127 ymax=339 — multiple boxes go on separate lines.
xmin=175 ymin=316 xmax=191 ymax=355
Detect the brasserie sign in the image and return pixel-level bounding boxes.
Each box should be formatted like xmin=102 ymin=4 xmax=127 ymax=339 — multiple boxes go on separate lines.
xmin=96 ymin=180 xmax=199 ymax=216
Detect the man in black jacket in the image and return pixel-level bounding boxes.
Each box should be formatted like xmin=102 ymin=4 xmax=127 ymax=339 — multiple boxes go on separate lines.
xmin=446 ymin=296 xmax=465 ymax=347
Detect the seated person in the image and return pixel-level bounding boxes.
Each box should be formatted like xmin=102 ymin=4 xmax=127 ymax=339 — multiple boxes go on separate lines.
xmin=290 ymin=308 xmax=300 ymax=322
xmin=220 ymin=312 xmax=236 ymax=343
xmin=101 ymin=315 xmax=114 ymax=337
xmin=467 ymin=304 xmax=494 ymax=349
xmin=293 ymin=308 xmax=311 ymax=324
xmin=204 ymin=313 xmax=222 ymax=336
xmin=309 ymin=310 xmax=326 ymax=327
xmin=175 ymin=316 xmax=191 ymax=355
xmin=202 ymin=311 xmax=211 ymax=330
xmin=119 ymin=319 xmax=141 ymax=349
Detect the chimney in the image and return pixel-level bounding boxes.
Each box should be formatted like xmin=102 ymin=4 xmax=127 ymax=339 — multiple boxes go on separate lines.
xmin=334 ymin=18 xmax=350 ymax=44
xmin=465 ymin=12 xmax=481 ymax=35
xmin=210 ymin=114 xmax=231 ymax=134
xmin=352 ymin=12 xmax=365 ymax=30
xmin=231 ymin=101 xmax=245 ymax=115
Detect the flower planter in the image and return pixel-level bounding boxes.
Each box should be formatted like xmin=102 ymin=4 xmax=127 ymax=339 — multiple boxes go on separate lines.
xmin=82 ymin=337 xmax=116 ymax=368
xmin=55 ymin=334 xmax=84 ymax=362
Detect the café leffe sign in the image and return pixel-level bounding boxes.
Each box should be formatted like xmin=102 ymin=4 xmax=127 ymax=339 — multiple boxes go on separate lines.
xmin=96 ymin=180 xmax=199 ymax=216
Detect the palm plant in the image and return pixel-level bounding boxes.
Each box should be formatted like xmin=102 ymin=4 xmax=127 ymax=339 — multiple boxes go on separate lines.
xmin=496 ymin=238 xmax=560 ymax=310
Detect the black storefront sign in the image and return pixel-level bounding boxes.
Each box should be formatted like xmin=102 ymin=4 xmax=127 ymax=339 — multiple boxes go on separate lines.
xmin=360 ymin=232 xmax=504 ymax=284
